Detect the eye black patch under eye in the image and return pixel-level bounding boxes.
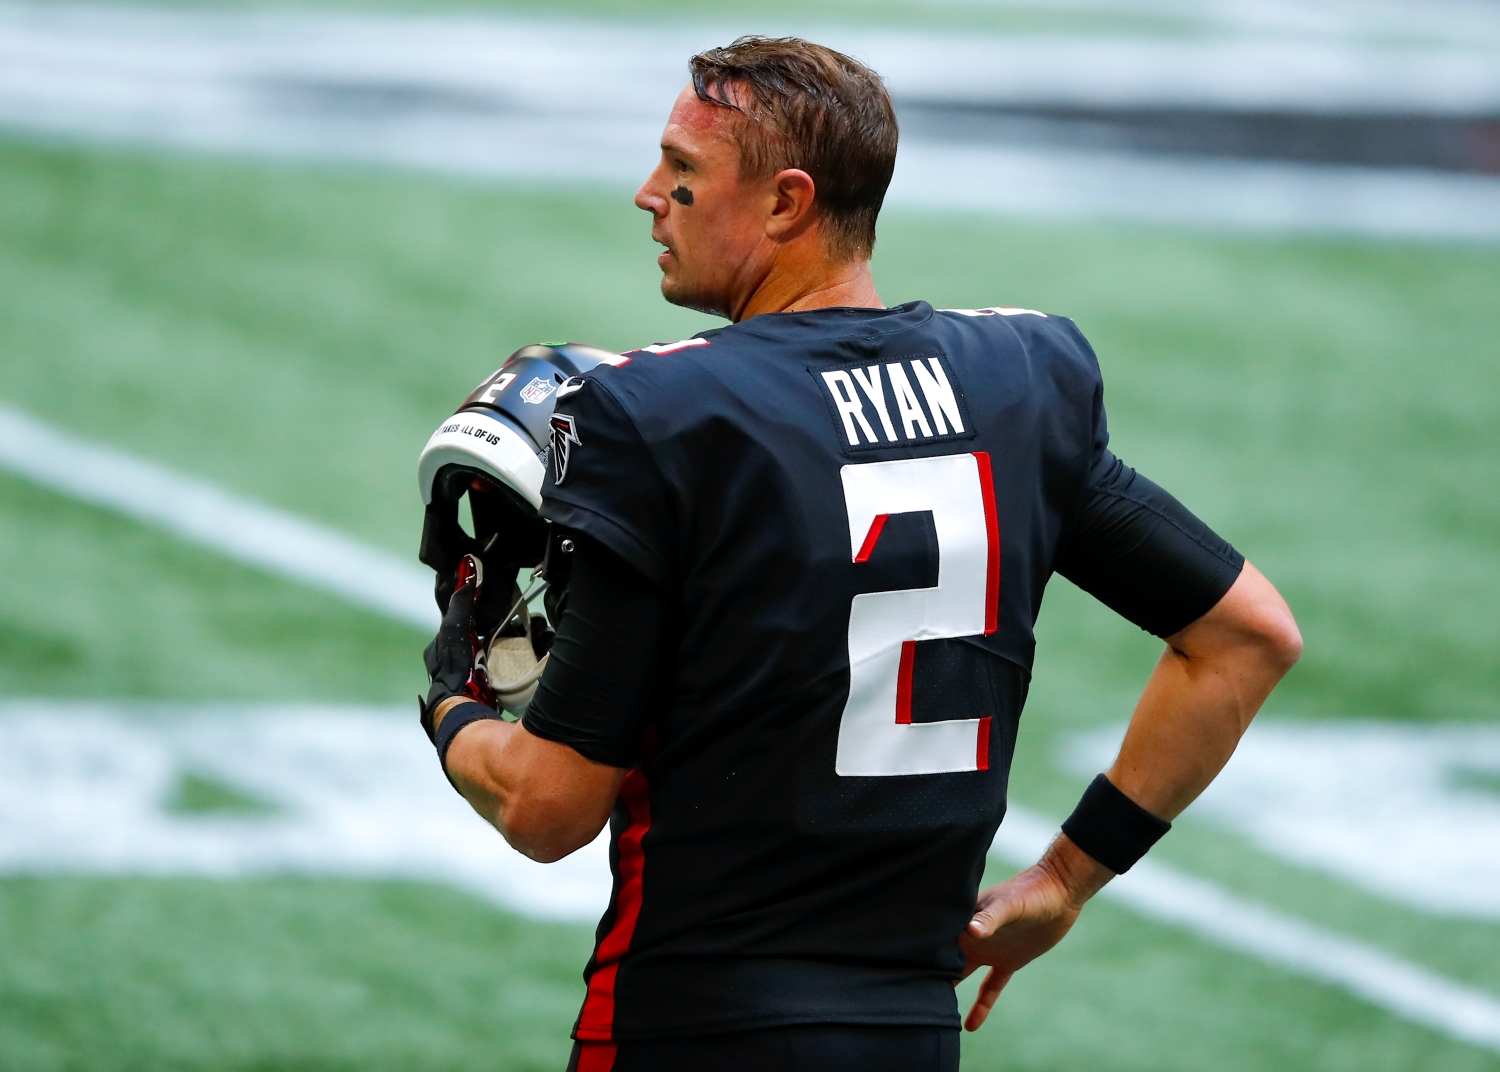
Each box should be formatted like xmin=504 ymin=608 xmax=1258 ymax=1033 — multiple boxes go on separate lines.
xmin=671 ymin=186 xmax=694 ymax=206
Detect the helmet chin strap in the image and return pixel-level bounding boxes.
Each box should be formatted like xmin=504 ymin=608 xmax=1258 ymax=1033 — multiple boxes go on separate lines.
xmin=499 ymin=573 xmax=549 ymax=634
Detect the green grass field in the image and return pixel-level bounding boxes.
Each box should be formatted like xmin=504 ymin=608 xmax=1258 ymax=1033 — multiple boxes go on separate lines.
xmin=3 ymin=133 xmax=1499 ymax=1071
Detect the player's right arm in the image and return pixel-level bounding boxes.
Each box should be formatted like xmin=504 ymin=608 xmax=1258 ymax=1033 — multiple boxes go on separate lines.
xmin=433 ymin=530 xmax=668 ymax=863
xmin=427 ymin=372 xmax=676 ymax=863
xmin=441 ymin=715 xmax=625 ymax=864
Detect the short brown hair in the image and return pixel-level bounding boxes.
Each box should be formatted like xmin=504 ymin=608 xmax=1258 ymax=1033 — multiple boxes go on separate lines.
xmin=689 ymin=36 xmax=898 ymax=262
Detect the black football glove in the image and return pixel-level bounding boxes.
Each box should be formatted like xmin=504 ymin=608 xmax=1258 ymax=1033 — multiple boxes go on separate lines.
xmin=419 ymin=554 xmax=492 ymax=743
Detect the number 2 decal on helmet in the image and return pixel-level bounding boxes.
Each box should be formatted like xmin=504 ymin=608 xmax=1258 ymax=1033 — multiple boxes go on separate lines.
xmin=837 ymin=452 xmax=1000 ymax=777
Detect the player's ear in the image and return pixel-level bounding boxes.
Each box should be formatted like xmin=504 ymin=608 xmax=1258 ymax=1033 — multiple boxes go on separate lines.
xmin=764 ymin=168 xmax=817 ymax=241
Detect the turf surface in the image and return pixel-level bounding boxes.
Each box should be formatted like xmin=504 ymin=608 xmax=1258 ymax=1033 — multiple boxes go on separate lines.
xmin=0 ymin=877 xmax=594 ymax=1072
xmin=2 ymin=137 xmax=1498 ymax=1070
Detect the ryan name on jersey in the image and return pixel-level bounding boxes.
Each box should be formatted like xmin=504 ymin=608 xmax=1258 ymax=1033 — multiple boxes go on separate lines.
xmin=814 ymin=355 xmax=974 ymax=452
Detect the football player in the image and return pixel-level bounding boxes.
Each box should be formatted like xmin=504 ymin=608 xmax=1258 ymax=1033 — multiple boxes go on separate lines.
xmin=417 ymin=36 xmax=1302 ymax=1072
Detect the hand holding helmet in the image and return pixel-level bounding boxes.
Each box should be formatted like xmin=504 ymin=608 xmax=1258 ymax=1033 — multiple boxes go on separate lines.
xmin=418 ymin=552 xmax=486 ymax=741
xmin=416 ymin=342 xmax=622 ymax=732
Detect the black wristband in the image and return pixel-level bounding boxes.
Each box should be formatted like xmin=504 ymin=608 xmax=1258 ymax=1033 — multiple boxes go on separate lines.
xmin=434 ymin=700 xmax=503 ymax=780
xmin=1061 ymin=774 xmax=1171 ymax=874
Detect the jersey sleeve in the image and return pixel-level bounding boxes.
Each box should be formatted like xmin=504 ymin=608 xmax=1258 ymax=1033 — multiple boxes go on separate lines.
xmin=1049 ymin=330 xmax=1243 ymax=638
xmin=522 ymin=534 xmax=666 ymax=768
xmin=539 ymin=377 xmax=677 ymax=587
xmin=1055 ymin=449 xmax=1245 ymax=637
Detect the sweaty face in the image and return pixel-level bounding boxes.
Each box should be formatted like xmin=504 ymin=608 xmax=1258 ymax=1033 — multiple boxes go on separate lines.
xmin=634 ymin=84 xmax=772 ymax=319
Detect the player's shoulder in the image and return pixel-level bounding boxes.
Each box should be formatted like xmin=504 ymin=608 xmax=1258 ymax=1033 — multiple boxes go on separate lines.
xmin=617 ymin=331 xmax=719 ymax=361
xmin=935 ymin=304 xmax=1099 ymax=376
xmin=936 ymin=304 xmax=1081 ymax=342
xmin=565 ymin=327 xmax=735 ymax=416
xmin=611 ymin=322 xmax=751 ymax=373
xmin=575 ymin=326 xmax=733 ymax=381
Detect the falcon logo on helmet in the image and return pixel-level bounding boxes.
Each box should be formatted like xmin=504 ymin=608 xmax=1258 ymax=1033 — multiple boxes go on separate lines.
xmin=416 ymin=341 xmax=621 ymax=713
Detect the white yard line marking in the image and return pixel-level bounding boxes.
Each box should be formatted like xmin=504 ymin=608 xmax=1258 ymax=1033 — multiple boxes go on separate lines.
xmin=995 ymin=807 xmax=1500 ymax=1054
xmin=0 ymin=401 xmax=437 ymax=630
xmin=887 ymin=143 xmax=1500 ymax=242
xmin=2 ymin=399 xmax=1499 ymax=1050
xmin=0 ymin=701 xmax=608 ymax=919
xmin=934 ymin=0 xmax=1500 ymax=49
xmin=1064 ymin=723 xmax=1500 ymax=919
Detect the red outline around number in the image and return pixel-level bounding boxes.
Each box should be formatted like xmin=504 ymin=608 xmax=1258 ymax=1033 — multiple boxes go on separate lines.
xmin=894 ymin=640 xmax=916 ymax=725
xmin=973 ymin=452 xmax=1000 ymax=635
xmin=854 ymin=513 xmax=889 ymax=563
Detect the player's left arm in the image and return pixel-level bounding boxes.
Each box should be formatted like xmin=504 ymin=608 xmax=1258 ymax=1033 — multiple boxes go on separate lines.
xmin=959 ymin=456 xmax=1301 ymax=1030
xmin=1101 ymin=559 xmax=1301 ymax=817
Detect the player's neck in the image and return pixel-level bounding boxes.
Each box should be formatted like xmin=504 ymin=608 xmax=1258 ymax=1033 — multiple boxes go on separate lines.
xmin=732 ymin=252 xmax=882 ymax=322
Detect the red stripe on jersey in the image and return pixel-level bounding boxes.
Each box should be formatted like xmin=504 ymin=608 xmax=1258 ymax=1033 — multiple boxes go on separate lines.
xmin=895 ymin=640 xmax=916 ymax=725
xmin=575 ymin=767 xmax=652 ymax=1041
xmin=573 ymin=1043 xmax=618 ymax=1072
xmin=976 ymin=716 xmax=992 ymax=771
xmin=973 ymin=452 xmax=1001 ymax=635
xmin=854 ymin=513 xmax=890 ymax=563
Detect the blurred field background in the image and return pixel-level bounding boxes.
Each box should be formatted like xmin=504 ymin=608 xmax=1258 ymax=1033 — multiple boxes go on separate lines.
xmin=3 ymin=2 xmax=1500 ymax=1070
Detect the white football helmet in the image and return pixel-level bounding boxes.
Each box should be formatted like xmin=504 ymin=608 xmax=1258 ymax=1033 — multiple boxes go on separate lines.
xmin=417 ymin=342 xmax=622 ymax=711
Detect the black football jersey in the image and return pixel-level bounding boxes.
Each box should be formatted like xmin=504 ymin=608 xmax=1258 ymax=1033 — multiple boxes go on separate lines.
xmin=530 ymin=301 xmax=1242 ymax=1041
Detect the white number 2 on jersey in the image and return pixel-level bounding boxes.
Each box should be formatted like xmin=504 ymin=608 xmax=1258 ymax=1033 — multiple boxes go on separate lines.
xmin=836 ymin=452 xmax=1000 ymax=777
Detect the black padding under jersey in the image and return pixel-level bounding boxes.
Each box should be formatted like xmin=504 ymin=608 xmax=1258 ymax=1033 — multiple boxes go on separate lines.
xmin=522 ymin=533 xmax=664 ymax=769
xmin=1054 ymin=452 xmax=1244 ymax=638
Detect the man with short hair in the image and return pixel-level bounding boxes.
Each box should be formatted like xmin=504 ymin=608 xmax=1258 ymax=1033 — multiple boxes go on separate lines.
xmin=422 ymin=36 xmax=1301 ymax=1072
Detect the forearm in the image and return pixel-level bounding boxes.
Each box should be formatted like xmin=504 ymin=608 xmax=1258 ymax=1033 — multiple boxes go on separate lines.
xmin=1107 ymin=561 xmax=1301 ymax=821
xmin=1106 ymin=645 xmax=1270 ymax=820
xmin=423 ymin=532 xmax=661 ymax=862
xmin=431 ymin=697 xmax=522 ymax=832
xmin=1042 ymin=562 xmax=1300 ymax=903
xmin=436 ymin=700 xmax=618 ymax=863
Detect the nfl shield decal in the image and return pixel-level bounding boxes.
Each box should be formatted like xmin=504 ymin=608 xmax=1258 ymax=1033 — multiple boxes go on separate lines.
xmin=549 ymin=412 xmax=582 ymax=484
xmin=519 ymin=376 xmax=557 ymax=405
